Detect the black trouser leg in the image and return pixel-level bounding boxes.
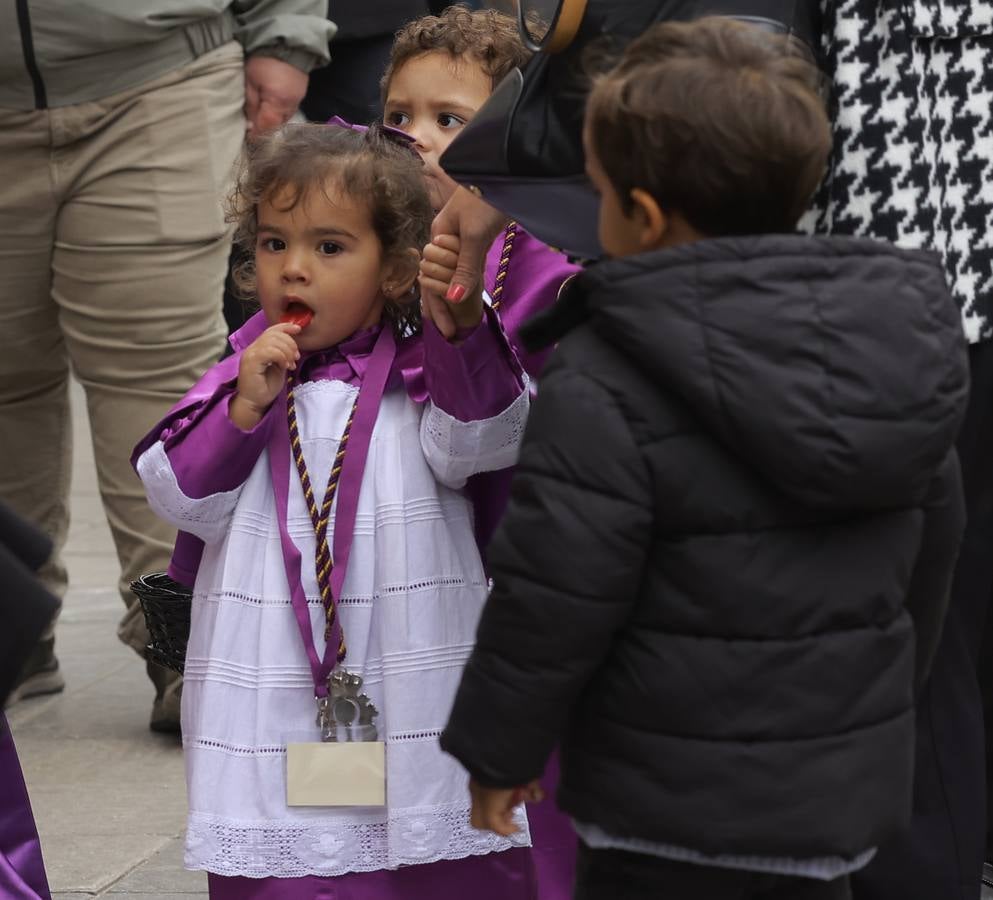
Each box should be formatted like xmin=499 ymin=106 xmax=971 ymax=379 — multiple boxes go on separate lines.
xmin=300 ymin=35 xmax=396 ymax=126
xmin=853 ymin=339 xmax=993 ymax=900
xmin=574 ymin=844 xmax=851 ymax=900
xmin=983 ymin=612 xmax=993 ymax=868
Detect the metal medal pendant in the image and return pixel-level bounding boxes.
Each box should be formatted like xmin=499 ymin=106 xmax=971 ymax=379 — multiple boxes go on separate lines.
xmin=321 ymin=669 xmax=379 ymax=743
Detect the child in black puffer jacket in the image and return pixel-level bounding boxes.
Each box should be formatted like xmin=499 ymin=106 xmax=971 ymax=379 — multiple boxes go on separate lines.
xmin=441 ymin=17 xmax=968 ymax=900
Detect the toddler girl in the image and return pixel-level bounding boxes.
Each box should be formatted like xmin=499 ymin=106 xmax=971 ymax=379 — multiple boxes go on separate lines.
xmin=133 ymin=122 xmax=534 ymax=899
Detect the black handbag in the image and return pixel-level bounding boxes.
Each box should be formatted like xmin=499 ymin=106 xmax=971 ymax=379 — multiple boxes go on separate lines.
xmin=130 ymin=573 xmax=192 ymax=675
xmin=439 ymin=0 xmax=821 ymax=259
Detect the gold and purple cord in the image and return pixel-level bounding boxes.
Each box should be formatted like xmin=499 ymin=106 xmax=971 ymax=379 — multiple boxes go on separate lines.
xmin=490 ymin=221 xmax=518 ymax=312
xmin=287 ymin=376 xmax=358 ymax=658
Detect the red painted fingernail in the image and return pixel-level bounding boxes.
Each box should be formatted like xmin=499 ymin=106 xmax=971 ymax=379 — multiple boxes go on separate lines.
xmin=445 ymin=284 xmax=466 ymax=303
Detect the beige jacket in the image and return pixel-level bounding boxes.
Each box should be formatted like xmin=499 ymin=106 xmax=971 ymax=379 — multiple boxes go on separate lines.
xmin=0 ymin=0 xmax=335 ymax=110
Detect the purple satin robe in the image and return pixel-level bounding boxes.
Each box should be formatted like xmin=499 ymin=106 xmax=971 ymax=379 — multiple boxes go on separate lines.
xmin=0 ymin=716 xmax=51 ymax=899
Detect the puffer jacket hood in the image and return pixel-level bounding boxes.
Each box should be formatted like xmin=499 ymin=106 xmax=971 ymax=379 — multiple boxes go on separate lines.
xmin=573 ymin=234 xmax=969 ymax=510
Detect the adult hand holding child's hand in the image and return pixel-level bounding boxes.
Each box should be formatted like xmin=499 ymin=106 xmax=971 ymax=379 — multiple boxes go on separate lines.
xmin=431 ymin=185 xmax=508 ymax=306
xmin=230 ymin=323 xmax=302 ymax=429
xmin=419 ymin=234 xmax=484 ymax=341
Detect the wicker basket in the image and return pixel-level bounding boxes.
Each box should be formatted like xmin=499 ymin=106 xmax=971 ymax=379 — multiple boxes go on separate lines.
xmin=130 ymin=573 xmax=192 ymax=675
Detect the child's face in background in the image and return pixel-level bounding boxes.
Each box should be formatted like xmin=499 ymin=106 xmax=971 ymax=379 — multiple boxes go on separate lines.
xmin=255 ymin=179 xmax=391 ymax=351
xmin=383 ymin=52 xmax=492 ymax=211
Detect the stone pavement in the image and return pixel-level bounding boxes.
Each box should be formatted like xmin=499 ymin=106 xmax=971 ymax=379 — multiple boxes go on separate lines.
xmin=6 ymin=379 xmax=207 ymax=899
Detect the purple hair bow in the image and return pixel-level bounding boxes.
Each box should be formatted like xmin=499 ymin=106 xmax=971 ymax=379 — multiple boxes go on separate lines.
xmin=325 ymin=115 xmax=418 ymax=152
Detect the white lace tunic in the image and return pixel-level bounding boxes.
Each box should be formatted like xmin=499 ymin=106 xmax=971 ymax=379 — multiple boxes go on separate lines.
xmin=137 ymin=378 xmax=531 ymax=878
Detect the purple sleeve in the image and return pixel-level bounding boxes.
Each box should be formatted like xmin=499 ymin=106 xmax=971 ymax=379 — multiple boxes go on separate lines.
xmin=485 ymin=229 xmax=581 ymax=379
xmin=160 ymin=383 xmax=276 ymax=499
xmin=422 ymin=304 xmax=526 ymax=422
xmin=167 ymin=531 xmax=204 ymax=588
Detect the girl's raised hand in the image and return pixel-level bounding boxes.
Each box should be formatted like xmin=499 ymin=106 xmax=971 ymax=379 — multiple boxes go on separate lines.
xmin=230 ymin=323 xmax=302 ymax=429
xmin=419 ymin=234 xmax=484 ymax=340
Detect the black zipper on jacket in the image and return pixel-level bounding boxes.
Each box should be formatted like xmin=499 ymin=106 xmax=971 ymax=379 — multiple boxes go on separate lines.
xmin=15 ymin=0 xmax=47 ymax=110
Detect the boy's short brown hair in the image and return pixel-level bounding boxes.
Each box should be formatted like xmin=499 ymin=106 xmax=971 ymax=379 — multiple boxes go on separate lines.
xmin=586 ymin=18 xmax=831 ymax=236
xmin=381 ymin=4 xmax=532 ymax=96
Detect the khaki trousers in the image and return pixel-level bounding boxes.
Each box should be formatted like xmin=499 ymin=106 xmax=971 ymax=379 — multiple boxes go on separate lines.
xmin=0 ymin=43 xmax=244 ymax=655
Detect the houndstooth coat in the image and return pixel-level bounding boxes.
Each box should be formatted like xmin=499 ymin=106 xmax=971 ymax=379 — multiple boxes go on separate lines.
xmin=804 ymin=0 xmax=993 ymax=344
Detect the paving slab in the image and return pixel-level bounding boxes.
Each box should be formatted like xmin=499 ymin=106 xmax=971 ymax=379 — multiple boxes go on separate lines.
xmin=7 ymin=585 xmax=188 ymax=893
xmin=107 ymin=837 xmax=206 ymax=894
xmin=108 ymin=895 xmax=206 ymax=899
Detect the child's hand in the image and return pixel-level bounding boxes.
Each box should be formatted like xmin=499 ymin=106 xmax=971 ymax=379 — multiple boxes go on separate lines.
xmin=419 ymin=234 xmax=484 ymax=340
xmin=468 ymin=778 xmax=544 ymax=837
xmin=230 ymin=323 xmax=301 ymax=429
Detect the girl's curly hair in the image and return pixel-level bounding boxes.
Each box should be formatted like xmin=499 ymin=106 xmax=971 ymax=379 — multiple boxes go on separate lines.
xmin=381 ymin=4 xmax=532 ymax=96
xmin=227 ymin=123 xmax=434 ymax=338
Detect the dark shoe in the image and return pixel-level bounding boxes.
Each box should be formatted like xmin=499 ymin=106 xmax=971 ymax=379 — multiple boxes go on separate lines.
xmin=5 ymin=638 xmax=66 ymax=707
xmin=148 ymin=660 xmax=182 ymax=735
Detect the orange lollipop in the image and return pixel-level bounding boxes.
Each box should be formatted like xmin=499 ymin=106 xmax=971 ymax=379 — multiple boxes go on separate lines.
xmin=280 ymin=302 xmax=313 ymax=328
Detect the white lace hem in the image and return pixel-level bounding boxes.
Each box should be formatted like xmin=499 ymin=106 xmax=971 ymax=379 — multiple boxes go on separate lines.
xmin=185 ymin=802 xmax=531 ymax=878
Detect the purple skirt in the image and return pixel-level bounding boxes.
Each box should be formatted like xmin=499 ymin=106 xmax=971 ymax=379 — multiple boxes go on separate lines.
xmin=208 ymin=846 xmax=536 ymax=899
xmin=0 ymin=715 xmax=51 ymax=899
